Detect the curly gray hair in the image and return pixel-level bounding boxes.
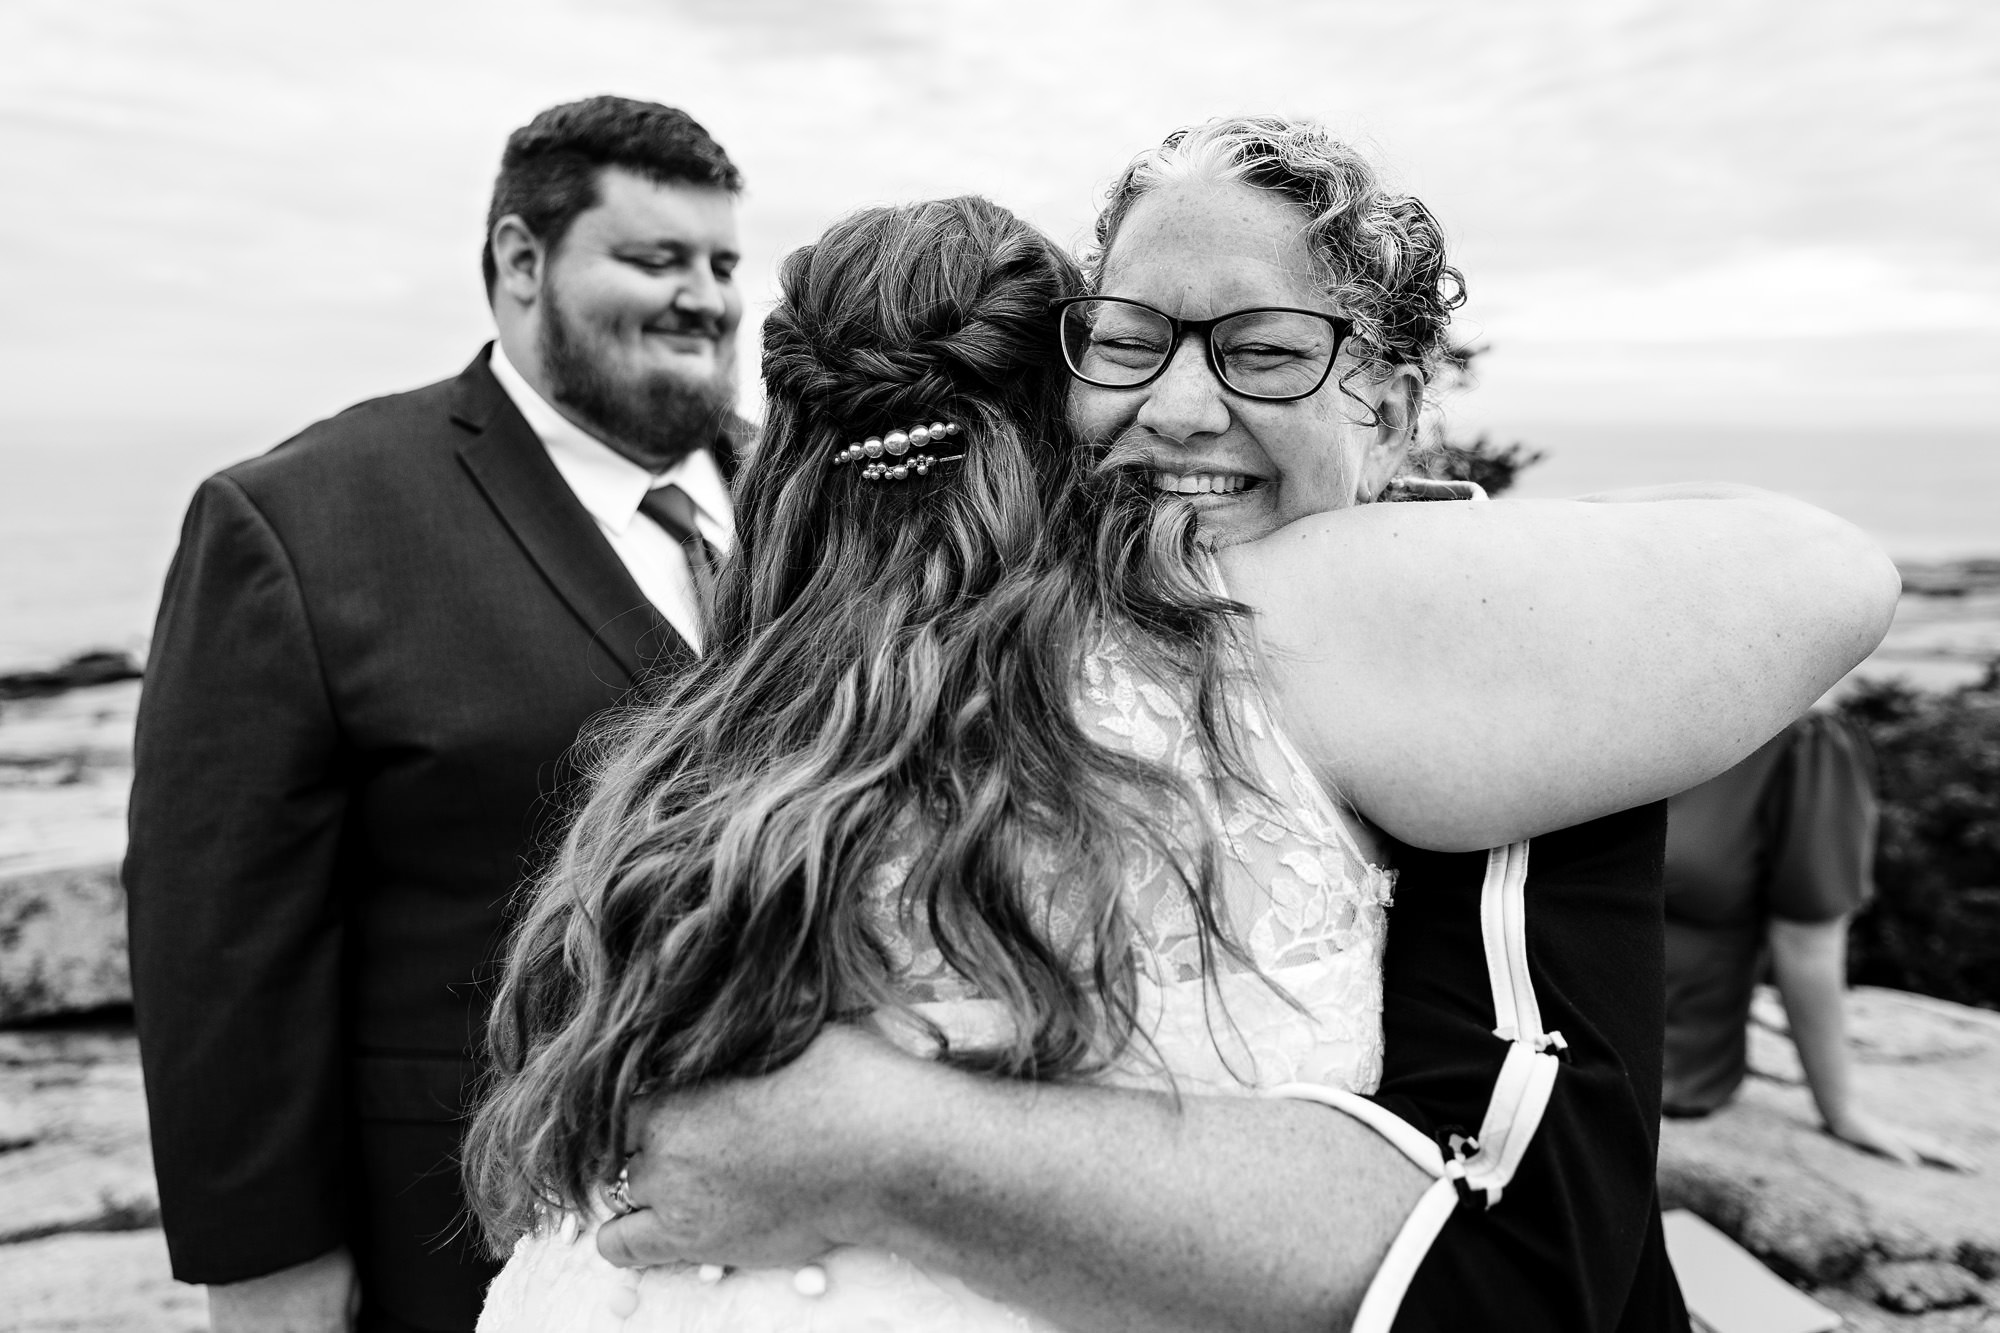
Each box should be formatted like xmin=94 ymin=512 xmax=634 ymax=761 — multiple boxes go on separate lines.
xmin=1087 ymin=115 xmax=1466 ymax=420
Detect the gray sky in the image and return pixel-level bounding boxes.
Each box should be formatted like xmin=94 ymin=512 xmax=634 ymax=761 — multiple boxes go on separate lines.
xmin=3 ymin=0 xmax=1996 ymax=441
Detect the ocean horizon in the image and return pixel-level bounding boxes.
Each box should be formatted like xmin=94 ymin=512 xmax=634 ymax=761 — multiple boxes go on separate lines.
xmin=7 ymin=1 xmax=1994 ymax=672
xmin=4 ymin=413 xmax=1994 ymax=672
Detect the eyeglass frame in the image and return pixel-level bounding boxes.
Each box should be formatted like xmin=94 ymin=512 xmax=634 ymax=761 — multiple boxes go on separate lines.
xmin=1052 ymin=295 xmax=1356 ymax=403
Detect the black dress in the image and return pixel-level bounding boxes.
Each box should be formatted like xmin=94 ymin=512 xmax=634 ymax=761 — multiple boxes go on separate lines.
xmin=1350 ymin=804 xmax=1693 ymax=1332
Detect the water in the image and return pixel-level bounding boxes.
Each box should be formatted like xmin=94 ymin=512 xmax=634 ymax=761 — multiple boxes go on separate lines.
xmin=1501 ymin=423 xmax=2000 ymax=562
xmin=5 ymin=418 xmax=1994 ymax=671
xmin=0 ymin=424 xmax=269 ymax=668
xmin=4 ymin=0 xmax=1996 ymax=668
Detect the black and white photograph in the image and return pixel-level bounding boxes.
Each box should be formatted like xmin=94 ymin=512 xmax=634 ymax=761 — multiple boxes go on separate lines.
xmin=1 ymin=3 xmax=1995 ymax=1331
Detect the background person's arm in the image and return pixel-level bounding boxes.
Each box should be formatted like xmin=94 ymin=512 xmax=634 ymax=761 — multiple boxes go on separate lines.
xmin=1223 ymin=488 xmax=1900 ymax=852
xmin=601 ymin=1026 xmax=1428 ymax=1333
xmin=125 ymin=475 xmax=355 ymax=1315
xmin=1769 ymin=916 xmax=1972 ymax=1170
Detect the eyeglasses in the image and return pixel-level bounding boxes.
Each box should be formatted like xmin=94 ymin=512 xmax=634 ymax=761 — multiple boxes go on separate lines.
xmin=1055 ymin=296 xmax=1353 ymax=403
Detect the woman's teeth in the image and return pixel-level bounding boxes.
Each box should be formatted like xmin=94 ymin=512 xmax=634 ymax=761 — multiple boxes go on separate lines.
xmin=1151 ymin=472 xmax=1255 ymax=495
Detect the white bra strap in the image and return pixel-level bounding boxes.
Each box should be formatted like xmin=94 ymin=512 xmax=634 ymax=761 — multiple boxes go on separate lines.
xmin=1265 ymin=1083 xmax=1445 ymax=1177
xmin=1261 ymin=1089 xmax=1454 ymax=1333
xmin=1350 ymin=1177 xmax=1460 ymax=1333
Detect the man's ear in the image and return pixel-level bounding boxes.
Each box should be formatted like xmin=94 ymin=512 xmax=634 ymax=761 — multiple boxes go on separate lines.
xmin=489 ymin=215 xmax=546 ymax=308
xmin=1359 ymin=366 xmax=1424 ymax=502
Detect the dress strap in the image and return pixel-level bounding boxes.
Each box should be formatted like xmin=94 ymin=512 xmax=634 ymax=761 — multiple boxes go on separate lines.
xmin=1271 ymin=837 xmax=1564 ymax=1331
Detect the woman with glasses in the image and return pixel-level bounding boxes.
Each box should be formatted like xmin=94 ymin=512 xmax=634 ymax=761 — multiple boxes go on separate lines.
xmin=470 ymin=122 xmax=1895 ymax=1333
xmin=1058 ymin=116 xmax=1745 ymax=1333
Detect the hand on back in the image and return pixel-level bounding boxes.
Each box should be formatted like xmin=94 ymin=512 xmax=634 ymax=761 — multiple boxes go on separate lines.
xmin=598 ymin=1025 xmax=913 ymax=1271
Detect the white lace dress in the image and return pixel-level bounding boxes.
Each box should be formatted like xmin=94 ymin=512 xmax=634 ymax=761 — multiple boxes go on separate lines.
xmin=478 ymin=633 xmax=1394 ymax=1333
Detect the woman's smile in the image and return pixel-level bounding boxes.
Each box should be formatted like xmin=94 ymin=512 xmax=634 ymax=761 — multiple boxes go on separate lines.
xmin=1067 ymin=179 xmax=1414 ymax=547
xmin=1149 ymin=471 xmax=1261 ymax=496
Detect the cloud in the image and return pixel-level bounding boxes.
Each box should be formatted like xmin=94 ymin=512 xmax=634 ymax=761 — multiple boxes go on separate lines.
xmin=1471 ymin=248 xmax=2000 ymax=345
xmin=1 ymin=0 xmax=1994 ymax=433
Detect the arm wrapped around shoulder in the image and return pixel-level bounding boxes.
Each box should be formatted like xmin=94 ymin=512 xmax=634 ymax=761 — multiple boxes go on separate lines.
xmin=1218 ymin=487 xmax=1901 ymax=852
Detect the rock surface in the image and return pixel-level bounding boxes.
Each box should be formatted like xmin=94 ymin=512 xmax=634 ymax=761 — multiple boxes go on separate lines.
xmin=1815 ymin=1284 xmax=2000 ymax=1333
xmin=1865 ymin=1261 xmax=1990 ymax=1315
xmin=0 ymin=680 xmax=137 ymax=1024
xmin=0 ymin=650 xmax=145 ymax=703
xmin=1661 ymin=985 xmax=2000 ymax=1327
xmin=0 ymin=1230 xmax=206 ymax=1333
xmin=1851 ymin=562 xmax=2000 ymax=693
xmin=2 ymin=655 xmax=1997 ymax=1325
xmin=0 ymin=862 xmax=130 ymax=1026
xmin=0 ymin=1025 xmax=157 ymax=1246
xmin=0 ymin=987 xmax=1993 ymax=1328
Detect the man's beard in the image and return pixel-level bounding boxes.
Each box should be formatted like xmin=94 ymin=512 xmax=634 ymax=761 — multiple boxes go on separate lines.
xmin=542 ymin=290 xmax=736 ymax=470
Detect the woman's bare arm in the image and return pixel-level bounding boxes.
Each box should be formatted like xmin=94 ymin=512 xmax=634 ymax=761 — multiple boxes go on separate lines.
xmin=1769 ymin=917 xmax=1974 ymax=1170
xmin=600 ymin=1027 xmax=1427 ymax=1333
xmin=1221 ymin=489 xmax=1899 ymax=851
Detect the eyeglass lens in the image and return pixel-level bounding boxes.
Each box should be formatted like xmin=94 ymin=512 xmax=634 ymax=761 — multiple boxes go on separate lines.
xmin=1060 ymin=299 xmax=1341 ymax=400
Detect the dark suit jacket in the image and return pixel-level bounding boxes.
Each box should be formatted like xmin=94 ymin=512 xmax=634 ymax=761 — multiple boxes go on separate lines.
xmin=125 ymin=347 xmax=732 ymax=1329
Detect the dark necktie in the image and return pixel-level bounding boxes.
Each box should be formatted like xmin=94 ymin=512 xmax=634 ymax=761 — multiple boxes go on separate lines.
xmin=637 ymin=483 xmax=716 ymax=609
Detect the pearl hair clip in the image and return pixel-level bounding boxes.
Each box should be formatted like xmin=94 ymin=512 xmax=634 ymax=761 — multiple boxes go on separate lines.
xmin=833 ymin=420 xmax=963 ymax=481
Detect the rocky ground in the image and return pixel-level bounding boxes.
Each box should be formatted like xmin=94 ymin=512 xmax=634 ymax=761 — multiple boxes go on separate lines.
xmin=0 ymin=989 xmax=1991 ymax=1331
xmin=0 ymin=1020 xmax=202 ymax=1333
xmin=1864 ymin=559 xmax=2000 ymax=694
xmin=1 ymin=563 xmax=1997 ymax=1329
xmin=0 ymin=680 xmax=134 ymax=1028
xmin=1661 ymin=987 xmax=2000 ymax=1331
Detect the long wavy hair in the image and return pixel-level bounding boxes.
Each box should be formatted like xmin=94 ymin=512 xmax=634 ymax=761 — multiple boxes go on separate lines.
xmin=463 ymin=196 xmax=1256 ymax=1249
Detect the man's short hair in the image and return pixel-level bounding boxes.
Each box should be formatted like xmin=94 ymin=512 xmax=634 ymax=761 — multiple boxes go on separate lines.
xmin=483 ymin=96 xmax=743 ymax=296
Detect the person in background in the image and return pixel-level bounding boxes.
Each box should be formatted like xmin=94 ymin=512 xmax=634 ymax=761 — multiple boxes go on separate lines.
xmin=124 ymin=96 xmax=747 ymax=1333
xmin=1664 ymin=710 xmax=1971 ymax=1170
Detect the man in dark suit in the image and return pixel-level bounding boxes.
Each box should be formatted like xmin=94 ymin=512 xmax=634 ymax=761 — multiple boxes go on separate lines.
xmin=125 ymin=96 xmax=746 ymax=1333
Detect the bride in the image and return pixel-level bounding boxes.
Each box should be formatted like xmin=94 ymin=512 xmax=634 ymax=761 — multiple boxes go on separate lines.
xmin=465 ymin=186 xmax=1893 ymax=1332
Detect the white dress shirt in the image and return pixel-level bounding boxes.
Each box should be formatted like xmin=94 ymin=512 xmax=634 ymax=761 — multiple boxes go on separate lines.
xmin=488 ymin=342 xmax=734 ymax=654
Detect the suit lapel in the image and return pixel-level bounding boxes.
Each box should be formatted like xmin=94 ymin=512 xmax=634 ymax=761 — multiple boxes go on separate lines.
xmin=448 ymin=348 xmax=685 ymax=685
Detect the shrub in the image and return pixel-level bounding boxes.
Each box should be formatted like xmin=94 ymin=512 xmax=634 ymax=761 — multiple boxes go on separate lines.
xmin=1419 ymin=434 xmax=1548 ymax=498
xmin=1838 ymin=663 xmax=2000 ymax=1010
xmin=1417 ymin=344 xmax=1547 ymax=498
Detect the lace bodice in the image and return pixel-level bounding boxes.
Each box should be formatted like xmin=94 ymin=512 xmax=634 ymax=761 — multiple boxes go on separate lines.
xmin=862 ymin=627 xmax=1392 ymax=1095
xmin=480 ymin=619 xmax=1394 ymax=1333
